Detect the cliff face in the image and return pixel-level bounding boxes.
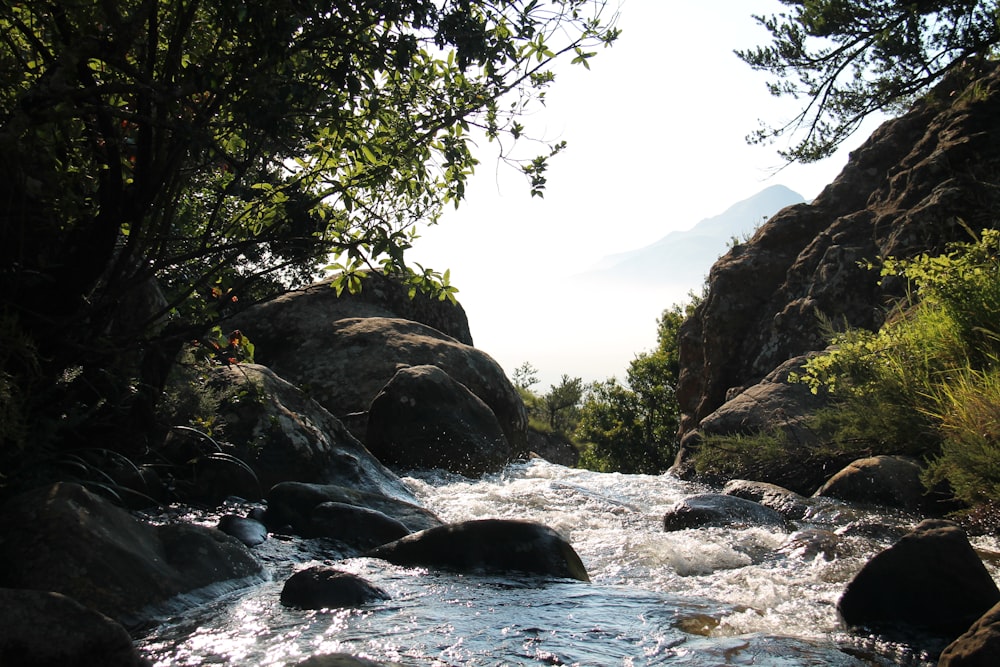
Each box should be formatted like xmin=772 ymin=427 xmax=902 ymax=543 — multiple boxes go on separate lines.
xmin=677 ymin=61 xmax=1000 ymax=439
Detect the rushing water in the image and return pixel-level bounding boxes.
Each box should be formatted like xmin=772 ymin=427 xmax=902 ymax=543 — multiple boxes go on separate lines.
xmin=137 ymin=459 xmax=1000 ymax=666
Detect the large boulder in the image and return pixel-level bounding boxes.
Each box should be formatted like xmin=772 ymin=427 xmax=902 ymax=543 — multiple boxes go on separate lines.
xmin=164 ymin=363 xmax=412 ymax=503
xmin=662 ymin=493 xmax=787 ymax=531
xmin=939 ymin=601 xmax=1000 ymax=666
xmin=226 ymin=272 xmax=474 ymax=348
xmin=368 ymin=519 xmax=590 ymax=582
xmin=309 ymin=502 xmax=411 ymax=550
xmin=366 ymin=364 xmax=511 ymax=475
xmin=0 ymin=482 xmax=262 ymax=625
xmin=0 ymin=588 xmax=144 ymax=667
xmin=838 ymin=519 xmax=1000 ymax=643
xmin=230 ymin=316 xmax=528 ymax=457
xmin=677 ymin=62 xmax=1000 ymax=440
xmin=265 ymin=481 xmax=442 ymax=537
xmin=813 ymin=455 xmax=928 ymax=511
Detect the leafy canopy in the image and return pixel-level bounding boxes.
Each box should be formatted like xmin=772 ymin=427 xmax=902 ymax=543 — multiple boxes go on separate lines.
xmin=0 ymin=0 xmax=619 ymax=462
xmin=738 ymin=0 xmax=1000 ymax=162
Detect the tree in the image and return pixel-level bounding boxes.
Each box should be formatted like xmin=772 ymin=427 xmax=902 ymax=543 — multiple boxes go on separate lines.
xmin=576 ymin=302 xmax=691 ymax=473
xmin=512 ymin=361 xmax=540 ymax=391
xmin=0 ymin=1 xmax=619 ymax=473
xmin=738 ymin=1 xmax=1000 ymax=162
xmin=543 ymin=374 xmax=583 ymax=431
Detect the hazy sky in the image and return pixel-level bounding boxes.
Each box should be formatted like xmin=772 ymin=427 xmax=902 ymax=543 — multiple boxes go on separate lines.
xmin=410 ymin=1 xmax=885 ymax=389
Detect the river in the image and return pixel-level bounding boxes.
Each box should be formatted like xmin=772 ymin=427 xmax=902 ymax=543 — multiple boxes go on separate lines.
xmin=136 ymin=459 xmax=999 ymax=666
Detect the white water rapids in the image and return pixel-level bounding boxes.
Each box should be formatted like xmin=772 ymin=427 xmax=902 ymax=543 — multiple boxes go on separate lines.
xmin=137 ymin=459 xmax=1000 ymax=666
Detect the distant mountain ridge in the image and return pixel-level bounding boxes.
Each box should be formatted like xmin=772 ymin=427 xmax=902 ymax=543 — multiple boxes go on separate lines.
xmin=583 ymin=184 xmax=805 ymax=287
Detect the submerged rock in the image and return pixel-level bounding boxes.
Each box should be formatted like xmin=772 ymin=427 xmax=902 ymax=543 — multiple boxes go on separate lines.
xmin=838 ymin=519 xmax=1000 ymax=643
xmin=662 ymin=493 xmax=787 ymax=531
xmin=368 ymin=518 xmax=590 ymax=582
xmin=294 ymin=654 xmax=405 ymax=667
xmin=280 ymin=566 xmax=389 ymax=609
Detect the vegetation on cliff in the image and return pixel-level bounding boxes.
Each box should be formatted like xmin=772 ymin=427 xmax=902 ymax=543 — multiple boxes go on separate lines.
xmin=0 ymin=0 xmax=619 ymax=490
xmin=695 ymin=230 xmax=1000 ymax=505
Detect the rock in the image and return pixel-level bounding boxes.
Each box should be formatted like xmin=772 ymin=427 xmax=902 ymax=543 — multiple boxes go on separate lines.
xmin=309 ymin=502 xmax=411 ymax=550
xmin=662 ymin=493 xmax=787 ymax=531
xmin=0 ymin=588 xmax=144 ymax=667
xmin=280 ymin=566 xmax=389 ymax=609
xmin=368 ymin=519 xmax=590 ymax=582
xmin=218 ymin=514 xmax=268 ymax=547
xmin=677 ymin=62 xmax=1000 ymax=441
xmin=0 ymin=482 xmax=262 ymax=625
xmin=526 ymin=428 xmax=579 ymax=467
xmin=229 ymin=315 xmax=528 ymax=456
xmin=294 ymin=654 xmax=404 ymax=667
xmin=938 ymin=601 xmax=1000 ymax=666
xmin=366 ymin=364 xmax=511 ymax=475
xmin=165 ymin=363 xmax=413 ymax=503
xmin=265 ymin=481 xmax=442 ymax=537
xmin=721 ymin=479 xmax=810 ymax=520
xmin=838 ymin=519 xmax=1000 ymax=642
xmin=813 ymin=455 xmax=928 ymax=511
xmin=226 ymin=272 xmax=474 ymax=348
xmin=778 ymin=529 xmax=842 ymax=561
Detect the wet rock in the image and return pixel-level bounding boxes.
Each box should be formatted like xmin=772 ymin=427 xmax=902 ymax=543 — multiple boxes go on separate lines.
xmin=265 ymin=481 xmax=442 ymax=536
xmin=366 ymin=364 xmax=511 ymax=476
xmin=938 ymin=601 xmax=1000 ymax=666
xmin=0 ymin=588 xmax=144 ymax=666
xmin=721 ymin=479 xmax=810 ymax=520
xmin=294 ymin=654 xmax=404 ymax=667
xmin=778 ymin=529 xmax=842 ymax=561
xmin=0 ymin=482 xmax=262 ymax=625
xmin=218 ymin=514 xmax=268 ymax=547
xmin=662 ymin=493 xmax=786 ymax=531
xmin=838 ymin=519 xmax=1000 ymax=642
xmin=813 ymin=455 xmax=928 ymax=511
xmin=309 ymin=501 xmax=411 ymax=550
xmin=165 ymin=363 xmax=413 ymax=503
xmin=369 ymin=518 xmax=590 ymax=582
xmin=526 ymin=428 xmax=579 ymax=467
xmin=281 ymin=566 xmax=389 ymax=609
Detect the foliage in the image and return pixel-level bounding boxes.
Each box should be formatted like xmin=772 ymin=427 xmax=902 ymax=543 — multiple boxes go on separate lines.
xmin=512 ymin=361 xmax=541 ymax=391
xmin=787 ymin=229 xmax=1000 ymax=504
xmin=575 ymin=303 xmax=689 ymax=474
xmin=738 ymin=0 xmax=1000 ymax=162
xmin=543 ymin=374 xmax=583 ymax=431
xmin=0 ymin=0 xmax=619 ymax=476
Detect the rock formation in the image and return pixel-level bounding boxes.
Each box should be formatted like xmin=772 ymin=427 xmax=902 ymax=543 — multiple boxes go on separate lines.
xmin=677 ymin=62 xmax=1000 ymax=452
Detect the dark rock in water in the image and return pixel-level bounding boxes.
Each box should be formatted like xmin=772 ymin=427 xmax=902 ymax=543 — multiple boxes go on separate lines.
xmin=281 ymin=566 xmax=389 ymax=609
xmin=294 ymin=653 xmax=405 ymax=667
xmin=368 ymin=518 xmax=590 ymax=582
xmin=778 ymin=529 xmax=843 ymax=561
xmin=218 ymin=514 xmax=268 ymax=547
xmin=309 ymin=501 xmax=410 ymax=549
xmin=662 ymin=493 xmax=787 ymax=531
xmin=838 ymin=519 xmax=1000 ymax=644
xmin=366 ymin=364 xmax=511 ymax=476
xmin=722 ymin=479 xmax=810 ymax=520
xmin=0 ymin=588 xmax=144 ymax=666
xmin=938 ymin=601 xmax=1000 ymax=666
xmin=814 ymin=455 xmax=928 ymax=511
xmin=265 ymin=481 xmax=442 ymax=536
xmin=0 ymin=482 xmax=262 ymax=625
xmin=526 ymin=429 xmax=579 ymax=467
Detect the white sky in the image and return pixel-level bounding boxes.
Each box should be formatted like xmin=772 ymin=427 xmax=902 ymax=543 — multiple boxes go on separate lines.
xmin=410 ymin=0 xmax=885 ymax=389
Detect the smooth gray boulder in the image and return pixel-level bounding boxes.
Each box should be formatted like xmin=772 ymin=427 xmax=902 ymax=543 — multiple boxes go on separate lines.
xmin=369 ymin=519 xmax=589 ymax=582
xmin=663 ymin=493 xmax=787 ymax=531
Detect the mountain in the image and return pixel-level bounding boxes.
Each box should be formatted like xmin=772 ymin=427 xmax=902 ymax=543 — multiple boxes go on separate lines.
xmin=583 ymin=185 xmax=805 ymax=287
